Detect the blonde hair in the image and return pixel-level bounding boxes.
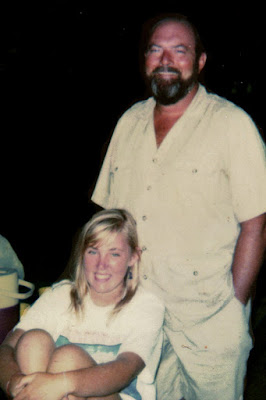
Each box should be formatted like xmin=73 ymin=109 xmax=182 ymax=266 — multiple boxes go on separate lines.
xmin=69 ymin=209 xmax=140 ymax=316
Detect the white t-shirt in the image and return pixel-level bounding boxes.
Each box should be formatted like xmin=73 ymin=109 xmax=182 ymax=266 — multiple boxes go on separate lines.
xmin=92 ymin=85 xmax=266 ymax=329
xmin=16 ymin=281 xmax=165 ymax=400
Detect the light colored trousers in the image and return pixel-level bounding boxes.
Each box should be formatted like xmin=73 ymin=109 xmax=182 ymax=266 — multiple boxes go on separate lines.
xmin=156 ymin=297 xmax=252 ymax=400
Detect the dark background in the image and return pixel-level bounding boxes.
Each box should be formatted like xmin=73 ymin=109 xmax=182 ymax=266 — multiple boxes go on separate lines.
xmin=1 ymin=2 xmax=265 ymax=286
xmin=0 ymin=2 xmax=265 ymax=398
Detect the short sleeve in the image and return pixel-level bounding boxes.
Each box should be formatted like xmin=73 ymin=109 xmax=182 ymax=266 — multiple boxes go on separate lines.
xmin=16 ymin=282 xmax=71 ymax=340
xmin=226 ymin=108 xmax=266 ymax=222
xmin=91 ymin=99 xmax=154 ymax=210
xmin=91 ymin=118 xmax=122 ymax=209
xmin=91 ymin=143 xmax=113 ymax=209
xmin=118 ymin=289 xmax=165 ymax=384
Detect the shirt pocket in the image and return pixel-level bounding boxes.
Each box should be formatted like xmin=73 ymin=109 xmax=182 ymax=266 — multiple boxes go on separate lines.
xmin=174 ymin=155 xmax=222 ymax=178
xmin=172 ymin=156 xmax=229 ymax=205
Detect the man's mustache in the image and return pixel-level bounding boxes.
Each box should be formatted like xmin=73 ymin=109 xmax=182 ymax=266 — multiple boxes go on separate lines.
xmin=152 ymin=66 xmax=180 ymax=75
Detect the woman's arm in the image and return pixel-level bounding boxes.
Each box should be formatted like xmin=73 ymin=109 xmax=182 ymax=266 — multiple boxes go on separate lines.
xmin=65 ymin=351 xmax=145 ymax=398
xmin=13 ymin=352 xmax=145 ymax=400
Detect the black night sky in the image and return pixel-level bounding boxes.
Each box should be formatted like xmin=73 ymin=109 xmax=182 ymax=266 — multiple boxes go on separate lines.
xmin=1 ymin=2 xmax=265 ymax=285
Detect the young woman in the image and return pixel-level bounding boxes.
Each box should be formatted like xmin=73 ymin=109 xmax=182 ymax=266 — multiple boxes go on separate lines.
xmin=0 ymin=209 xmax=164 ymax=400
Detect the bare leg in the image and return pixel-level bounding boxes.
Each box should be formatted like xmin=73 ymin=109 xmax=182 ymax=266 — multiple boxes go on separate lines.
xmin=48 ymin=344 xmax=121 ymax=400
xmin=15 ymin=329 xmax=55 ymax=374
xmin=15 ymin=331 xmax=121 ymax=400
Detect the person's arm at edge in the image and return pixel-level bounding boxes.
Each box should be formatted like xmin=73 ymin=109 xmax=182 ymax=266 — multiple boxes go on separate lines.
xmin=232 ymin=212 xmax=266 ymax=305
xmin=0 ymin=329 xmax=25 ymax=395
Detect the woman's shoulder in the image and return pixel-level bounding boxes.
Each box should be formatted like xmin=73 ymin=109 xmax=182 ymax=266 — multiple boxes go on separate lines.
xmin=52 ymin=279 xmax=72 ymax=290
xmin=41 ymin=280 xmax=73 ymax=299
xmin=130 ymin=286 xmax=165 ymax=313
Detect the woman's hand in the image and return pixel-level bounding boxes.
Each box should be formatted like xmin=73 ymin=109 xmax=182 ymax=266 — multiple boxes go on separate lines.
xmin=13 ymin=372 xmax=68 ymax=400
xmin=7 ymin=373 xmax=26 ymax=397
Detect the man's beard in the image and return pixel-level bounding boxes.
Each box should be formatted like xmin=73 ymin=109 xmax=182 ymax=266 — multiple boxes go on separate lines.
xmin=147 ymin=66 xmax=198 ymax=105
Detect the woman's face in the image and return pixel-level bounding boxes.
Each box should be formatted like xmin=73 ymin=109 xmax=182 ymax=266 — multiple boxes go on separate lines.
xmin=83 ymin=232 xmax=138 ymax=306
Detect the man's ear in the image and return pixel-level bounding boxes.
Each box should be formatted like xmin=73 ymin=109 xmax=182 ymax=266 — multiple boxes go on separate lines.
xmin=198 ymin=52 xmax=207 ymax=73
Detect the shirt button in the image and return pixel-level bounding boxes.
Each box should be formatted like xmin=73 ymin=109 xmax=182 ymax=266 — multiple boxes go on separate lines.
xmin=192 ymin=169 xmax=198 ymax=174
xmin=152 ymin=158 xmax=158 ymax=164
xmin=193 ymin=271 xmax=199 ymax=276
xmin=147 ymin=185 xmax=152 ymax=191
xmin=143 ymin=275 xmax=148 ymax=280
xmin=142 ymin=246 xmax=147 ymax=252
xmin=142 ymin=215 xmax=147 ymax=221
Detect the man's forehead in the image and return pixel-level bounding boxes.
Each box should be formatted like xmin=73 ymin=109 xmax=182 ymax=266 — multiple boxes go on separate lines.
xmin=149 ymin=20 xmax=196 ymax=47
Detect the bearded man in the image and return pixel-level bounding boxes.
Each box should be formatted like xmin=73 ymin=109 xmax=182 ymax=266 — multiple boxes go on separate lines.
xmin=92 ymin=13 xmax=266 ymax=400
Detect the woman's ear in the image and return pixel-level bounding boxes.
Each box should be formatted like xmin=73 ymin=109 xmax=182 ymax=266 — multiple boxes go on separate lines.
xmin=129 ymin=247 xmax=141 ymax=266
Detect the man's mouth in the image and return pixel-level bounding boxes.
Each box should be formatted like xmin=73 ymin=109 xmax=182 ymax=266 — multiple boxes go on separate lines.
xmin=152 ymin=67 xmax=180 ymax=76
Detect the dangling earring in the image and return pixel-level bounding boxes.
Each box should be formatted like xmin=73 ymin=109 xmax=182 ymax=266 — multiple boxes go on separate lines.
xmin=128 ymin=267 xmax=133 ymax=280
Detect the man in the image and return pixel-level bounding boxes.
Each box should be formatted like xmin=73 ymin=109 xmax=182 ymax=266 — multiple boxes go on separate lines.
xmin=91 ymin=13 xmax=266 ymax=400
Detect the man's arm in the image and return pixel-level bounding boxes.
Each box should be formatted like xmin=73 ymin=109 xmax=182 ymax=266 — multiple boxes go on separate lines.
xmin=232 ymin=213 xmax=266 ymax=304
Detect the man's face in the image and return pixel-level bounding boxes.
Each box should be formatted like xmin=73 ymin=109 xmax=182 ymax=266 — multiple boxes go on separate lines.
xmin=145 ymin=20 xmax=204 ymax=105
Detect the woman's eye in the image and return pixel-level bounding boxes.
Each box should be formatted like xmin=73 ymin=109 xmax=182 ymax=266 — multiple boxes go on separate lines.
xmin=112 ymin=253 xmax=120 ymax=257
xmin=88 ymin=249 xmax=97 ymax=255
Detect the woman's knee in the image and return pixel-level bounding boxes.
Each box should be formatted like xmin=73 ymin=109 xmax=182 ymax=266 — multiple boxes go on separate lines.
xmin=15 ymin=329 xmax=55 ymax=374
xmin=48 ymin=344 xmax=96 ymax=373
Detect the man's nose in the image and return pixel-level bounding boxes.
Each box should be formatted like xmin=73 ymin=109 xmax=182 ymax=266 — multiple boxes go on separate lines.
xmin=160 ymin=50 xmax=173 ymax=65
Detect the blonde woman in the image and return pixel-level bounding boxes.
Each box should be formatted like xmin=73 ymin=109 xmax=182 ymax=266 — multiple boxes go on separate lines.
xmin=0 ymin=209 xmax=164 ymax=400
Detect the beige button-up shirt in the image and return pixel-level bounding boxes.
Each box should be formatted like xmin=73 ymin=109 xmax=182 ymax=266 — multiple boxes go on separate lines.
xmin=92 ymin=85 xmax=266 ymax=329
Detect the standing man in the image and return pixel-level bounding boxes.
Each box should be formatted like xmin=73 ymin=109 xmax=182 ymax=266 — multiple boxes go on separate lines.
xmin=92 ymin=13 xmax=266 ymax=400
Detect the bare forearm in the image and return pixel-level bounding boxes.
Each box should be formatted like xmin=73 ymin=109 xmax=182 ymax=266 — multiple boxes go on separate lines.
xmin=0 ymin=344 xmax=21 ymax=392
xmin=232 ymin=213 xmax=266 ymax=304
xmin=64 ymin=354 xmax=144 ymax=398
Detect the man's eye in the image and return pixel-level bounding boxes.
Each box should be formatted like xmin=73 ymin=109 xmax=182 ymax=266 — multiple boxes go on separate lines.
xmin=174 ymin=46 xmax=188 ymax=55
xmin=149 ymin=46 xmax=161 ymax=53
xmin=112 ymin=253 xmax=120 ymax=257
xmin=175 ymin=49 xmax=186 ymax=54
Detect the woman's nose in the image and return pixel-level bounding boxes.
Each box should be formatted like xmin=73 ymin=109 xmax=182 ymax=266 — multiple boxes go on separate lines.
xmin=96 ymin=255 xmax=108 ymax=270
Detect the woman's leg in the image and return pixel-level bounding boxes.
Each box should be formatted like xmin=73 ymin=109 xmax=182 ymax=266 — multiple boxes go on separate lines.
xmin=15 ymin=329 xmax=55 ymax=374
xmin=16 ymin=332 xmax=121 ymax=400
xmin=48 ymin=344 xmax=121 ymax=400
